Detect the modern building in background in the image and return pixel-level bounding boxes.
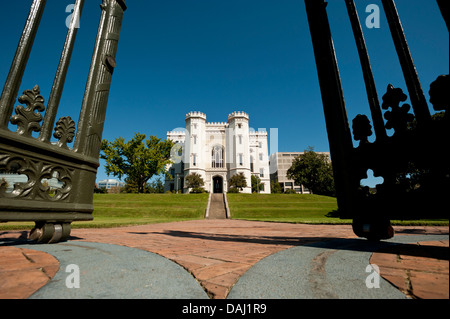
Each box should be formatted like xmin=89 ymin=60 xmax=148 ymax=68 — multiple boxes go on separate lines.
xmin=165 ymin=111 xmax=271 ymax=194
xmin=97 ymin=179 xmax=125 ymax=190
xmin=269 ymin=152 xmax=330 ymax=193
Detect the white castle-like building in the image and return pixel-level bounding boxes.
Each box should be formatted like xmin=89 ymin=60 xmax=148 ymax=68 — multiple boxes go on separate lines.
xmin=165 ymin=111 xmax=271 ymax=194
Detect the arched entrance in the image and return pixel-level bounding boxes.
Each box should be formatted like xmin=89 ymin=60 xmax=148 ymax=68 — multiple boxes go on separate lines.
xmin=213 ymin=176 xmax=223 ymax=193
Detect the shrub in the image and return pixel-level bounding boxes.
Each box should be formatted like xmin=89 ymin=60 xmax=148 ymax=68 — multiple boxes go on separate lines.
xmin=190 ymin=187 xmax=206 ymax=194
xmin=186 ymin=173 xmax=205 ymax=189
xmin=229 ymin=173 xmax=247 ymax=191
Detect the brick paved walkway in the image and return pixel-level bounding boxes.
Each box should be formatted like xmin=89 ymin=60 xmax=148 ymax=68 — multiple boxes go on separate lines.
xmin=371 ymin=239 xmax=449 ymax=299
xmin=0 ymin=246 xmax=59 ymax=299
xmin=70 ymin=220 xmax=357 ymax=298
xmin=0 ymin=220 xmax=448 ymax=299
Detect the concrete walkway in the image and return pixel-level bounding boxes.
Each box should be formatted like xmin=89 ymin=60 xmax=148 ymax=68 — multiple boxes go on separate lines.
xmin=207 ymin=194 xmax=228 ymax=219
xmin=0 ymin=220 xmax=448 ymax=299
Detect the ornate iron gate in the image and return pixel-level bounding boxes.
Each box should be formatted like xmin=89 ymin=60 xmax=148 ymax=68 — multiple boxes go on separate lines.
xmin=305 ymin=0 xmax=448 ymax=240
xmin=0 ymin=0 xmax=126 ymax=243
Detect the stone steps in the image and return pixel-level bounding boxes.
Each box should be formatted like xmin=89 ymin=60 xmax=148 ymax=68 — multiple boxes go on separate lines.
xmin=207 ymin=193 xmax=227 ymax=219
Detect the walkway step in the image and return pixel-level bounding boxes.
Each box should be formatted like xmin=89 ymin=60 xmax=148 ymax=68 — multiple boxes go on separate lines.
xmin=207 ymin=194 xmax=227 ymax=219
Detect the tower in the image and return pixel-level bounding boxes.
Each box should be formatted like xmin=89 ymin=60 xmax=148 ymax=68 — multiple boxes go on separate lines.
xmin=184 ymin=111 xmax=207 ymax=191
xmin=227 ymin=111 xmax=252 ymax=193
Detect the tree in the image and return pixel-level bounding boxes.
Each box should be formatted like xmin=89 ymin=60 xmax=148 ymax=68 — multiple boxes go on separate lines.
xmin=287 ymin=146 xmax=335 ymax=196
xmin=251 ymin=175 xmax=263 ymax=193
xmin=123 ymin=179 xmax=140 ymax=193
xmin=229 ymin=173 xmax=247 ymax=192
xmin=147 ymin=177 xmax=165 ymax=193
xmin=100 ymin=133 xmax=174 ymax=193
xmin=94 ymin=185 xmax=107 ymax=194
xmin=185 ymin=173 xmax=205 ymax=193
xmin=270 ymin=179 xmax=282 ymax=194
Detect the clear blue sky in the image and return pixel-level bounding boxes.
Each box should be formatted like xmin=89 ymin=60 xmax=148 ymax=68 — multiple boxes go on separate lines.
xmin=0 ymin=0 xmax=448 ymax=186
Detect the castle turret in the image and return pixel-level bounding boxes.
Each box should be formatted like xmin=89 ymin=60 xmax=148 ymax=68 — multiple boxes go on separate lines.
xmin=184 ymin=112 xmax=207 ymax=191
xmin=227 ymin=111 xmax=251 ymax=193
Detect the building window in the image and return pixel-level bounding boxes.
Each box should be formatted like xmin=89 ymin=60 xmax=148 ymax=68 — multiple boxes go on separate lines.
xmin=237 ymin=123 xmax=242 ymax=129
xmin=212 ymin=146 xmax=224 ymax=168
xmin=250 ymin=156 xmax=254 ymax=172
xmin=259 ymin=168 xmax=264 ymax=177
xmin=239 ymin=153 xmax=243 ymax=166
xmin=192 ymin=154 xmax=197 ymax=166
xmin=193 ymin=135 xmax=197 ymax=145
xmin=259 ymin=142 xmax=262 ymax=148
xmin=259 ymin=153 xmax=263 ymax=161
xmin=238 ymin=135 xmax=242 ymax=145
xmin=193 ymin=123 xmax=197 ymax=129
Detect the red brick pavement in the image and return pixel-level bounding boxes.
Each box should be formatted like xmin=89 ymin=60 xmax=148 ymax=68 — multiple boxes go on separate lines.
xmin=0 ymin=246 xmax=59 ymax=299
xmin=370 ymin=239 xmax=449 ymax=299
xmin=0 ymin=220 xmax=448 ymax=299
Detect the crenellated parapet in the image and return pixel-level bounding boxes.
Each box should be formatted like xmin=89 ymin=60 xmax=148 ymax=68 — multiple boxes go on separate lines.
xmin=228 ymin=111 xmax=249 ymax=121
xmin=249 ymin=130 xmax=268 ymax=136
xmin=206 ymin=122 xmax=229 ymax=127
xmin=167 ymin=130 xmax=186 ymax=135
xmin=185 ymin=111 xmax=207 ymax=121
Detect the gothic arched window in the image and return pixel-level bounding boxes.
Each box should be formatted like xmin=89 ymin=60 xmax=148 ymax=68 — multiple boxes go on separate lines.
xmin=212 ymin=146 xmax=224 ymax=168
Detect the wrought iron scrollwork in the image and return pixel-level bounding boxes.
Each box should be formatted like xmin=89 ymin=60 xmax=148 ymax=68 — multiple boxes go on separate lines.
xmin=352 ymin=114 xmax=373 ymax=146
xmin=381 ymin=84 xmax=415 ymax=135
xmin=0 ymin=153 xmax=73 ymax=201
xmin=53 ymin=116 xmax=76 ymax=149
xmin=10 ymin=85 xmax=46 ymax=136
xmin=429 ymin=74 xmax=449 ymax=115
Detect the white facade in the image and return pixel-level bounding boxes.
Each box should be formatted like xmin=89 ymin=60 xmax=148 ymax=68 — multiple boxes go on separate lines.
xmin=165 ymin=111 xmax=271 ymax=194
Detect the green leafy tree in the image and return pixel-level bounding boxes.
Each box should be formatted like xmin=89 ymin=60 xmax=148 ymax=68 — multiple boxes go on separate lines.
xmin=94 ymin=185 xmax=108 ymax=194
xmin=185 ymin=173 xmax=205 ymax=193
xmin=270 ymin=179 xmax=282 ymax=194
xmin=229 ymin=172 xmax=247 ymax=192
xmin=251 ymin=175 xmax=263 ymax=193
xmin=147 ymin=176 xmax=165 ymax=193
xmin=123 ymin=179 xmax=140 ymax=193
xmin=287 ymin=146 xmax=335 ymax=196
xmin=100 ymin=133 xmax=174 ymax=193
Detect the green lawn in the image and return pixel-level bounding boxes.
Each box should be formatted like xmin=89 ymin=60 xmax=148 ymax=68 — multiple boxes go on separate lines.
xmin=80 ymin=193 xmax=208 ymax=228
xmin=0 ymin=193 xmax=208 ymax=230
xmin=1 ymin=193 xmax=447 ymax=230
xmin=227 ymin=193 xmax=449 ymax=226
xmin=227 ymin=193 xmax=349 ymax=224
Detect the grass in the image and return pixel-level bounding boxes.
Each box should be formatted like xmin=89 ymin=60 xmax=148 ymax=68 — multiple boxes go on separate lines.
xmin=80 ymin=193 xmax=209 ymax=228
xmin=0 ymin=193 xmax=208 ymax=230
xmin=227 ymin=193 xmax=350 ymax=224
xmin=227 ymin=193 xmax=449 ymax=226
xmin=0 ymin=193 xmax=447 ymax=230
